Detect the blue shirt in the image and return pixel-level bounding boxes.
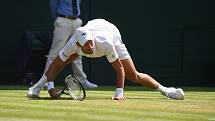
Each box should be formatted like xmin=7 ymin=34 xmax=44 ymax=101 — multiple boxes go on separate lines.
xmin=50 ymin=0 xmax=81 ymax=20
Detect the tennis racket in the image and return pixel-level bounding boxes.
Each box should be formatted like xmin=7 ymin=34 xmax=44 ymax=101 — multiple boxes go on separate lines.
xmin=59 ymin=75 xmax=86 ymax=101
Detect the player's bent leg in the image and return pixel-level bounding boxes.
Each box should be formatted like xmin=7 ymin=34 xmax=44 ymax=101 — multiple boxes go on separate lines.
xmin=121 ymin=58 xmax=159 ymax=89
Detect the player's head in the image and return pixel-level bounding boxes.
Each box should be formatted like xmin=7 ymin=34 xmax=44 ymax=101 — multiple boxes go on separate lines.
xmin=75 ymin=27 xmax=94 ymax=54
xmin=75 ymin=27 xmax=93 ymax=46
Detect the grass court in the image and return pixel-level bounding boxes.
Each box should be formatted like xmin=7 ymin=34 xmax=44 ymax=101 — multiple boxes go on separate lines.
xmin=0 ymin=86 xmax=214 ymax=121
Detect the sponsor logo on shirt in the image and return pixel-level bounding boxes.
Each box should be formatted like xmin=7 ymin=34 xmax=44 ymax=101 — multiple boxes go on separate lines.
xmin=111 ymin=54 xmax=115 ymax=59
xmin=62 ymin=52 xmax=68 ymax=58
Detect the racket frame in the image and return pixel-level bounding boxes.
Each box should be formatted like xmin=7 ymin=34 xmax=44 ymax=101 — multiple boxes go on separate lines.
xmin=60 ymin=75 xmax=86 ymax=101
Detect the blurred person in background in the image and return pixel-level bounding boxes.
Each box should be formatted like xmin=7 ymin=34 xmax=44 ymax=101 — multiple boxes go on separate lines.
xmin=27 ymin=0 xmax=97 ymax=98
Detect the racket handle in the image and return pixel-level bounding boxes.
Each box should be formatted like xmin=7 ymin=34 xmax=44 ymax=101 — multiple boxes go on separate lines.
xmin=56 ymin=90 xmax=63 ymax=95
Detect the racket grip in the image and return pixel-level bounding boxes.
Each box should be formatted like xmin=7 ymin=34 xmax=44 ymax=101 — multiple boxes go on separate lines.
xmin=56 ymin=90 xmax=63 ymax=96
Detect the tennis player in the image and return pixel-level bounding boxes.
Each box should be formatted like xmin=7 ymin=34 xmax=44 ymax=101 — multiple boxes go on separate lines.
xmin=31 ymin=19 xmax=184 ymax=100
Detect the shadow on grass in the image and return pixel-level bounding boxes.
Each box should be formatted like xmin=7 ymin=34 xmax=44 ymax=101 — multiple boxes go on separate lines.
xmin=82 ymin=96 xmax=162 ymax=100
xmin=27 ymin=97 xmax=75 ymax=100
xmin=1 ymin=85 xmax=215 ymax=92
xmin=27 ymin=96 xmax=160 ymax=101
xmin=27 ymin=97 xmax=111 ymax=101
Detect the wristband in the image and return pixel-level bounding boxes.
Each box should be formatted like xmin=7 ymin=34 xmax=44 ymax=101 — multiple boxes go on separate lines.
xmin=47 ymin=81 xmax=54 ymax=91
xmin=115 ymin=88 xmax=123 ymax=97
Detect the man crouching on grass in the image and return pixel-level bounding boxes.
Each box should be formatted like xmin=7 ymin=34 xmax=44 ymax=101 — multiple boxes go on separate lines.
xmin=27 ymin=19 xmax=184 ymax=100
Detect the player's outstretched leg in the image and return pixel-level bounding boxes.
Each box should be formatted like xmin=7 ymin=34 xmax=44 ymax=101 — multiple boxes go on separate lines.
xmin=121 ymin=58 xmax=184 ymax=100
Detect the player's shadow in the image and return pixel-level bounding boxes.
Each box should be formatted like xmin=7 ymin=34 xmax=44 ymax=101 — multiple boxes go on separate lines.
xmin=85 ymin=97 xmax=112 ymax=100
xmin=84 ymin=97 xmax=159 ymax=100
xmin=27 ymin=97 xmax=74 ymax=100
xmin=27 ymin=96 xmax=163 ymax=101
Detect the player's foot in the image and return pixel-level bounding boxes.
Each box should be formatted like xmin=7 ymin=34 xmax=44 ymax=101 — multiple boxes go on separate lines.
xmin=161 ymin=87 xmax=184 ymax=100
xmin=81 ymin=80 xmax=98 ymax=88
xmin=27 ymin=86 xmax=41 ymax=98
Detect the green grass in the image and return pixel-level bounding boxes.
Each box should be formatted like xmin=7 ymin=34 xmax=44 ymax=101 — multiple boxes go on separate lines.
xmin=0 ymin=86 xmax=215 ymax=121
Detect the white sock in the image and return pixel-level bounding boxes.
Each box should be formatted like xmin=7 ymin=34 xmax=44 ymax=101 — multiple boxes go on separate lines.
xmin=115 ymin=88 xmax=123 ymax=97
xmin=34 ymin=75 xmax=47 ymax=89
xmin=156 ymin=84 xmax=168 ymax=94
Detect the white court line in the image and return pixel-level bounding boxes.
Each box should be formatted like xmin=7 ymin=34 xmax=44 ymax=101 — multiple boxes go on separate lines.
xmin=208 ymin=118 xmax=215 ymax=120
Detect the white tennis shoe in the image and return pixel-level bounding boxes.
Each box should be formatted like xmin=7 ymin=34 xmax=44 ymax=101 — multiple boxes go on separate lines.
xmin=80 ymin=80 xmax=98 ymax=88
xmin=27 ymin=86 xmax=42 ymax=98
xmin=161 ymin=87 xmax=184 ymax=100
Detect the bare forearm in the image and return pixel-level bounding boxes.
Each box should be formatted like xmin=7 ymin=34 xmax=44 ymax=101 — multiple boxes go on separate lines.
xmin=116 ymin=70 xmax=125 ymax=88
xmin=45 ymin=54 xmax=78 ymax=82
xmin=45 ymin=56 xmax=66 ymax=82
xmin=111 ymin=59 xmax=125 ymax=88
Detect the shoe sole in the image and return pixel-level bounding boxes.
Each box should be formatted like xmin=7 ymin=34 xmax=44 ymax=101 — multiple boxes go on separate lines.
xmin=27 ymin=93 xmax=39 ymax=98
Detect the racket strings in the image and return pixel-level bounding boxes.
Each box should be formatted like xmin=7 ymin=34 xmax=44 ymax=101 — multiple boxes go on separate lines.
xmin=66 ymin=77 xmax=84 ymax=100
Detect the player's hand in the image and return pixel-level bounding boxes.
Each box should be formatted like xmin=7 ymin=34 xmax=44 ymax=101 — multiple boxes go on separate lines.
xmin=112 ymin=95 xmax=126 ymax=100
xmin=48 ymin=88 xmax=61 ymax=99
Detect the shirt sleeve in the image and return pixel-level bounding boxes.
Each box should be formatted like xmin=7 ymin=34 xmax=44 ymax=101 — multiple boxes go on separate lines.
xmin=59 ymin=36 xmax=79 ymax=62
xmin=105 ymin=43 xmax=119 ymax=63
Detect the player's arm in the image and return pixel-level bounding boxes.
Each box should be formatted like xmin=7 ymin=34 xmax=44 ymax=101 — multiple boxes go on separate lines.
xmin=106 ymin=44 xmax=125 ymax=100
xmin=45 ymin=53 xmax=78 ymax=98
xmin=45 ymin=53 xmax=78 ymax=82
xmin=105 ymin=43 xmax=125 ymax=88
xmin=111 ymin=59 xmax=125 ymax=88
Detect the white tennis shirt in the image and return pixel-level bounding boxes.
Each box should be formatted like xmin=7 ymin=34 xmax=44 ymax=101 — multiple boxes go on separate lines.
xmin=59 ymin=19 xmax=130 ymax=63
